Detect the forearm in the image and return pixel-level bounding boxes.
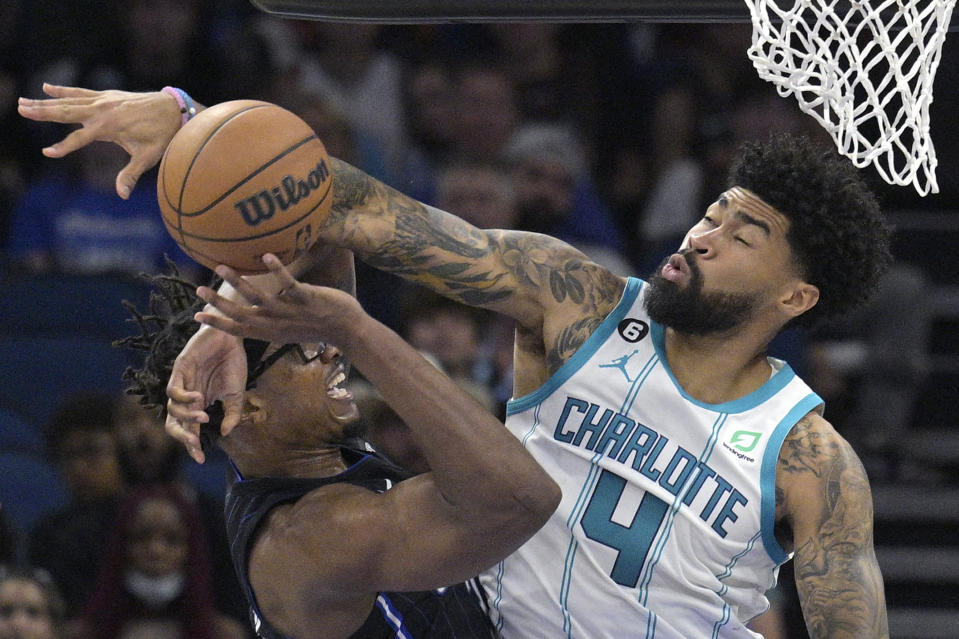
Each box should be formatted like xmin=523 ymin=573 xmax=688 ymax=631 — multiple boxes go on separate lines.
xmin=342 ymin=312 xmax=558 ymax=519
xmin=795 ymin=549 xmax=889 ymax=639
xmin=321 ymin=156 xmax=618 ymax=333
xmin=323 ymin=158 xmax=498 ymax=294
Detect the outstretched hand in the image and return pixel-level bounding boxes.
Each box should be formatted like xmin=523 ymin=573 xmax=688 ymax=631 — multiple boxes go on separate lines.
xmin=195 ymin=253 xmax=362 ymax=349
xmin=17 ymin=83 xmax=182 ymax=199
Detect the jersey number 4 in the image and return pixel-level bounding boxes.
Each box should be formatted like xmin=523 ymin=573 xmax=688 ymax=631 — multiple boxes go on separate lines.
xmin=581 ymin=469 xmax=668 ymax=587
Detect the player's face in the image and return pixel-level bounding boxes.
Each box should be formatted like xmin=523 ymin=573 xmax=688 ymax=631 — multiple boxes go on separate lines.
xmin=645 ymin=187 xmax=802 ymax=334
xmin=254 ymin=342 xmax=361 ymax=439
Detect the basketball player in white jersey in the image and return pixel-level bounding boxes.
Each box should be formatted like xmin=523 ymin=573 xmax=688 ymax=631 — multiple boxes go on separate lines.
xmin=20 ymin=84 xmax=890 ymax=638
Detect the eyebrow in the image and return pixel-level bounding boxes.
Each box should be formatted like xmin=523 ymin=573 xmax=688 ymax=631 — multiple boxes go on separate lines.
xmin=718 ymin=195 xmax=771 ymax=236
xmin=735 ymin=211 xmax=771 ymax=236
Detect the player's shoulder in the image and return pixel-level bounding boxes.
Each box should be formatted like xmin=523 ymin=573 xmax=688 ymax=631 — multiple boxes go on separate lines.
xmin=780 ymin=410 xmax=848 ymax=456
xmin=776 ymin=410 xmax=871 ymax=506
xmin=251 ymin=481 xmax=391 ymax=591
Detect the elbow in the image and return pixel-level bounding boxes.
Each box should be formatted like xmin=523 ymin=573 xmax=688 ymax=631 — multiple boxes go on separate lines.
xmin=510 ymin=475 xmax=561 ymax=531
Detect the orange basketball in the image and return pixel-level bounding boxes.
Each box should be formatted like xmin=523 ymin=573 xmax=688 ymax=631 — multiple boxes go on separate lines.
xmin=157 ymin=100 xmax=333 ymax=273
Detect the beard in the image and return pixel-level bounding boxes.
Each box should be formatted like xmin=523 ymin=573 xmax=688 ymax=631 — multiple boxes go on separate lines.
xmin=644 ymin=252 xmax=760 ymax=335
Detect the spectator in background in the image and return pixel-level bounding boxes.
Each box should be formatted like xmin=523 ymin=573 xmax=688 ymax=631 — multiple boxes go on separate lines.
xmin=399 ymin=288 xmax=497 ymax=416
xmin=110 ymin=395 xmax=248 ymax=625
xmin=632 ymin=82 xmax=706 ymax=277
xmin=504 ymin=122 xmax=631 ymax=275
xmin=433 ymin=159 xmax=516 ymax=230
xmin=483 ymin=24 xmax=605 ymax=141
xmin=278 ymin=90 xmax=390 ymax=185
xmin=29 ymin=391 xmax=125 ymax=617
xmin=5 ymin=140 xmax=195 ymax=277
xmin=270 ymin=22 xmax=408 ymax=185
xmin=0 ymin=566 xmax=66 ymax=639
xmin=24 ymin=0 xmax=242 ymax=105
xmin=352 ymin=385 xmax=430 ymax=475
xmin=72 ymin=484 xmax=248 ymax=639
xmin=449 ymin=62 xmax=520 ymax=163
xmin=399 ymin=60 xmax=458 ymax=203
xmin=111 ymin=395 xmax=186 ymax=490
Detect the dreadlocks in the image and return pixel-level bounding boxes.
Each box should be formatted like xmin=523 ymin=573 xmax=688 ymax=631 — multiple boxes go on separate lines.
xmin=115 ymin=261 xmax=214 ymax=417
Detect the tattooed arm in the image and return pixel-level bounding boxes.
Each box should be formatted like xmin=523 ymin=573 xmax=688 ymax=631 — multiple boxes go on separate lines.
xmin=775 ymin=413 xmax=889 ymax=639
xmin=322 ymin=157 xmax=627 ymax=384
xmin=164 ymin=156 xmax=626 ymax=450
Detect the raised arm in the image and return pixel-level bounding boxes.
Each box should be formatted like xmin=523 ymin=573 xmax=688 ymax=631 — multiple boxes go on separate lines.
xmin=196 ymin=255 xmax=561 ymax=636
xmin=776 ymin=413 xmax=889 ymax=639
xmin=18 ymin=84 xmax=625 ymax=358
xmin=19 ymin=84 xmax=627 ymax=437
xmin=323 ymin=157 xmax=626 ymax=363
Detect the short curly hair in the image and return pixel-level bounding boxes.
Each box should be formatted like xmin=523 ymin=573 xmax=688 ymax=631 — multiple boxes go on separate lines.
xmin=728 ymin=134 xmax=892 ymax=329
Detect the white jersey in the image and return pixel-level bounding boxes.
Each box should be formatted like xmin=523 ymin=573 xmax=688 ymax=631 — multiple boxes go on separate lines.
xmin=480 ymin=277 xmax=823 ymax=639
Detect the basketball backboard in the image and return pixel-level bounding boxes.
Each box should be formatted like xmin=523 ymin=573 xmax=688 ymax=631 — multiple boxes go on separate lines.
xmin=249 ymin=0 xmax=756 ymax=22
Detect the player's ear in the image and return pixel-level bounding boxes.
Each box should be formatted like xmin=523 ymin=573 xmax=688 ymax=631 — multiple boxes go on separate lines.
xmin=779 ymin=281 xmax=819 ymax=319
xmin=240 ymin=393 xmax=268 ymax=426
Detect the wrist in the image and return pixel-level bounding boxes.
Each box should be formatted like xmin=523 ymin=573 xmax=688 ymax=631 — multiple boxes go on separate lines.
xmin=161 ymin=86 xmax=197 ymax=128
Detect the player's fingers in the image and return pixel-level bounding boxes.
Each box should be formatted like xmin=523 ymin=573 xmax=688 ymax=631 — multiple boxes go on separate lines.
xmin=193 ymin=310 xmax=244 ymax=337
xmin=262 ymin=254 xmax=301 ymax=298
xmin=41 ymin=127 xmax=97 ymax=158
xmin=196 ymin=285 xmax=255 ymax=319
xmin=17 ymin=97 xmax=96 ymax=125
xmin=165 ymin=399 xmax=209 ymax=424
xmin=220 ymin=393 xmax=245 ymax=436
xmin=165 ymin=412 xmax=206 ymax=464
xmin=212 ymin=265 xmax=265 ymax=307
xmin=166 ymin=366 xmax=200 ymax=404
xmin=42 ymin=83 xmax=100 ymax=98
xmin=115 ymin=157 xmax=150 ymax=200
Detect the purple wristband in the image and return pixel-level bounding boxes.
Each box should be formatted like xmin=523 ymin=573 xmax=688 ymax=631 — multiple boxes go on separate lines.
xmin=161 ymin=86 xmax=197 ymax=127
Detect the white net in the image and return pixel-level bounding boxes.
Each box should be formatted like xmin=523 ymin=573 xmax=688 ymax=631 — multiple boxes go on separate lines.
xmin=744 ymin=0 xmax=956 ymax=195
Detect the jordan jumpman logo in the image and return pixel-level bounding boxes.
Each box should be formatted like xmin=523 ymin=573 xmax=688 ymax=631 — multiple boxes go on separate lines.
xmin=599 ymin=349 xmax=639 ymax=382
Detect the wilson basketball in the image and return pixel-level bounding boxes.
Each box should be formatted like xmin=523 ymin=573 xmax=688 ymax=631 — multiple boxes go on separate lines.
xmin=157 ymin=100 xmax=333 ymax=273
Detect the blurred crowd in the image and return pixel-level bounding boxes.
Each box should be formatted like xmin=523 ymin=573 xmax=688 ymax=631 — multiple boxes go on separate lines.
xmin=1 ymin=1 xmax=954 ymax=638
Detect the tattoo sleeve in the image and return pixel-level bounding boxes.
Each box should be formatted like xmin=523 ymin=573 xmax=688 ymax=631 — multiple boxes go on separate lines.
xmin=779 ymin=417 xmax=889 ymax=639
xmin=324 ymin=157 xmax=626 ymax=373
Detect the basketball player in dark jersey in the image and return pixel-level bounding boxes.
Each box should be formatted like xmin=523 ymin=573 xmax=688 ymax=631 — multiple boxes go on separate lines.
xmin=117 ymin=248 xmax=560 ymax=639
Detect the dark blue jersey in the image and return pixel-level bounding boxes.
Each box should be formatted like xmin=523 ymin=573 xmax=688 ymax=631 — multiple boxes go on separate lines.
xmin=224 ymin=446 xmax=497 ymax=639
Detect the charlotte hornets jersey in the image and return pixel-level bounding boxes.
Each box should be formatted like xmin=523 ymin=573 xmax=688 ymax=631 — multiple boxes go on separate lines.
xmin=225 ymin=446 xmax=497 ymax=639
xmin=479 ymin=277 xmax=823 ymax=639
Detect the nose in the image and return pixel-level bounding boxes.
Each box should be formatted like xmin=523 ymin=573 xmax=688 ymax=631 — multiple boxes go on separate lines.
xmin=687 ymin=230 xmax=715 ymax=256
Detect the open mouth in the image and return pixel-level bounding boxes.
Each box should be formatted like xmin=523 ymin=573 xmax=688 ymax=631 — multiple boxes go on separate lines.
xmin=326 ymin=364 xmax=353 ymax=401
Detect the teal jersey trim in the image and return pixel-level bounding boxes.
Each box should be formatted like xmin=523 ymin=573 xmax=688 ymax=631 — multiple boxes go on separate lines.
xmin=506 ymin=277 xmax=643 ymax=416
xmin=649 ymin=322 xmax=797 ymax=414
xmin=759 ymin=392 xmax=824 ymax=564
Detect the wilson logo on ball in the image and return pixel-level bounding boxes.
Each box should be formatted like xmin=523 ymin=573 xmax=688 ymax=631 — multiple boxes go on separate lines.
xmin=233 ymin=159 xmax=331 ymax=226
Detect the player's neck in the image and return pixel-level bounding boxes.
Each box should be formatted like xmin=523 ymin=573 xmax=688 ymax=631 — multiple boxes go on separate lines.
xmin=226 ymin=439 xmax=349 ymax=479
xmin=662 ymin=326 xmax=773 ymax=405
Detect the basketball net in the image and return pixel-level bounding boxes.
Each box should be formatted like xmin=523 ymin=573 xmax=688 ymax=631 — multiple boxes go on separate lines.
xmin=744 ymin=0 xmax=956 ymax=195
